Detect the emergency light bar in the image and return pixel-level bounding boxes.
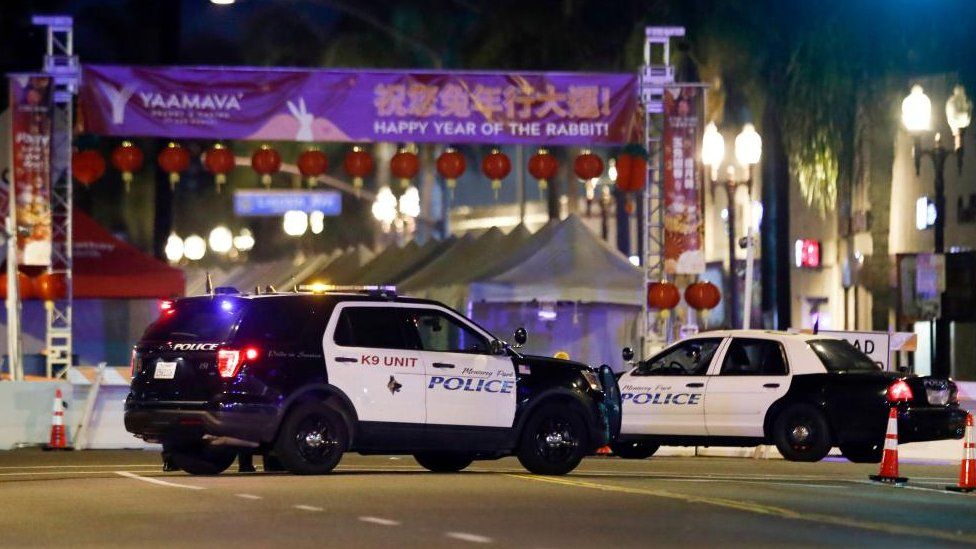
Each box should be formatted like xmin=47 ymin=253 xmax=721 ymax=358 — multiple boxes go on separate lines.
xmin=297 ymin=284 xmax=397 ymax=296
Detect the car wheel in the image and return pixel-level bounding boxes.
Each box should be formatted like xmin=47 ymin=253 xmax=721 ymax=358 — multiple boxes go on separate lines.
xmin=166 ymin=443 xmax=236 ymax=475
xmin=611 ymin=441 xmax=660 ymax=460
xmin=414 ymin=452 xmax=474 ymax=473
xmin=517 ymin=403 xmax=588 ymax=475
xmin=274 ymin=402 xmax=348 ymax=475
xmin=773 ymin=404 xmax=832 ymax=462
xmin=839 ymin=442 xmax=883 ymax=464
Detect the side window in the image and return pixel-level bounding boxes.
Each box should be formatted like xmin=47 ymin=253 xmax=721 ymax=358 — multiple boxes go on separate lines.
xmin=333 ymin=307 xmax=411 ymax=350
xmin=402 ymin=308 xmax=489 ymax=354
xmin=634 ymin=338 xmax=722 ymax=376
xmin=720 ymin=338 xmax=788 ymax=375
xmin=236 ymin=300 xmax=309 ymax=344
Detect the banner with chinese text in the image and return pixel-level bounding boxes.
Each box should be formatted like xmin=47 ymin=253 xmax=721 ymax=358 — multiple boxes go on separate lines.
xmin=9 ymin=74 xmax=53 ymax=266
xmin=79 ymin=65 xmax=638 ymax=145
xmin=663 ymin=86 xmax=705 ymax=274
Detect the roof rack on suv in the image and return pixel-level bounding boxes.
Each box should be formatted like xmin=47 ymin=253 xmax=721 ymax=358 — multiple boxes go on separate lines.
xmin=296 ymin=284 xmax=397 ymax=298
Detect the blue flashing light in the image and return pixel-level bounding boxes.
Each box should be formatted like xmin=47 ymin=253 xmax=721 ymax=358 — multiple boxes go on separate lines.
xmin=220 ymin=299 xmax=234 ymax=312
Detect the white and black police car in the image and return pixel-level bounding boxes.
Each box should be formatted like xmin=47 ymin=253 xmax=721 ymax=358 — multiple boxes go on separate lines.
xmin=612 ymin=330 xmax=967 ymax=462
xmin=125 ymin=285 xmax=618 ymax=476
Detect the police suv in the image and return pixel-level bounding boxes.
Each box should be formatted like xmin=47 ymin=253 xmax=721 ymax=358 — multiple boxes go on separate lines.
xmin=125 ymin=286 xmax=617 ymax=476
xmin=612 ymin=330 xmax=967 ymax=462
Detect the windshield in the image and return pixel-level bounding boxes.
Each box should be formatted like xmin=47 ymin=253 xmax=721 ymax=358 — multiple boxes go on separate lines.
xmin=808 ymin=339 xmax=881 ymax=373
xmin=141 ymin=299 xmax=244 ymax=342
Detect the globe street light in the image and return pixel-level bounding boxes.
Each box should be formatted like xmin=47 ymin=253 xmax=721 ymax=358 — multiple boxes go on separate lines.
xmin=702 ymin=122 xmax=762 ymax=329
xmin=901 ymin=83 xmax=972 ymax=379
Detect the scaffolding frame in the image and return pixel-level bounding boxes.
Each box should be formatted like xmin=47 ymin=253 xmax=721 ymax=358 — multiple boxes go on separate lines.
xmin=33 ymin=15 xmax=79 ymax=378
xmin=639 ymin=27 xmax=683 ymax=359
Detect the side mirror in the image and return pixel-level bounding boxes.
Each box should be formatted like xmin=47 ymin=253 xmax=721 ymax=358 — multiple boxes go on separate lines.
xmin=490 ymin=339 xmax=507 ymax=355
xmin=513 ymin=327 xmax=527 ymax=348
xmin=622 ymin=347 xmax=635 ymax=362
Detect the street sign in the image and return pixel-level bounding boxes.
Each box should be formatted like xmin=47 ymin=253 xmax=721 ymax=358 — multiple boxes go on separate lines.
xmin=234 ymin=189 xmax=342 ymax=217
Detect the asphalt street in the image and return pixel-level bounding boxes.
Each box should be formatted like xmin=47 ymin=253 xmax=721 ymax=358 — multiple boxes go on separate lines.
xmin=1 ymin=449 xmax=975 ymax=548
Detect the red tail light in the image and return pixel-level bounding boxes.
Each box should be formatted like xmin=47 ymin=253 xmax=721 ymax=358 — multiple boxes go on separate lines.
xmin=159 ymin=300 xmax=174 ymax=312
xmin=217 ymin=347 xmax=260 ymax=378
xmin=887 ymin=379 xmax=913 ymax=402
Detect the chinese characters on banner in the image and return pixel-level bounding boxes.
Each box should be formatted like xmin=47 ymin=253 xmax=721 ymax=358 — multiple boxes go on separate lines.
xmin=78 ymin=66 xmax=638 ymax=146
xmin=8 ymin=75 xmax=53 ymax=266
xmin=663 ymin=86 xmax=705 ymax=274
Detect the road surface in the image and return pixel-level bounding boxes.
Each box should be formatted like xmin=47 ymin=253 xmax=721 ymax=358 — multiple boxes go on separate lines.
xmin=1 ymin=450 xmax=974 ymax=547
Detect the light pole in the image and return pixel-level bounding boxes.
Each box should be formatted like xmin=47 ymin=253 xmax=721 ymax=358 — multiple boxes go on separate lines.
xmin=702 ymin=122 xmax=762 ymax=328
xmin=901 ymin=83 xmax=972 ymax=376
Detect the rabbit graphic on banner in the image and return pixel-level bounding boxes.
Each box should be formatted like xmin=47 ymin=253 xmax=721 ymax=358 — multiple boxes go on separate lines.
xmin=287 ymin=98 xmax=314 ymax=142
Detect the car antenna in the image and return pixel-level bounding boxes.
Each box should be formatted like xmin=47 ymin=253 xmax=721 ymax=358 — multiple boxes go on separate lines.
xmin=265 ymin=285 xmax=277 ymax=294
xmin=205 ymin=272 xmax=214 ymax=296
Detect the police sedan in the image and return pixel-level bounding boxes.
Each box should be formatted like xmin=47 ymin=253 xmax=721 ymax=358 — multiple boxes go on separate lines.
xmin=612 ymin=330 xmax=967 ymax=462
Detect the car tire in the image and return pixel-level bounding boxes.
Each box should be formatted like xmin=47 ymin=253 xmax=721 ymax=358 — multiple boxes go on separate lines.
xmin=611 ymin=441 xmax=660 ymax=460
xmin=839 ymin=442 xmax=883 ymax=464
xmin=274 ymin=401 xmax=349 ymax=475
xmin=413 ymin=452 xmax=474 ymax=473
xmin=516 ymin=403 xmax=588 ymax=475
xmin=772 ymin=404 xmax=832 ymax=462
xmin=166 ymin=443 xmax=236 ymax=476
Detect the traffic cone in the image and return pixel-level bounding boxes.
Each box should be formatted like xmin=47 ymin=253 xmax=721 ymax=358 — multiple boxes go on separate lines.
xmin=596 ymin=445 xmax=612 ymax=456
xmin=946 ymin=413 xmax=975 ymax=493
xmin=43 ymin=388 xmax=72 ymax=451
xmin=869 ymin=406 xmax=906 ymax=484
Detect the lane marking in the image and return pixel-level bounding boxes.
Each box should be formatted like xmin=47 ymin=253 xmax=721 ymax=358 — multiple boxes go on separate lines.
xmin=294 ymin=505 xmax=323 ymax=512
xmin=849 ymin=479 xmax=972 ymax=496
xmin=0 ymin=464 xmax=159 ymax=470
xmin=445 ymin=532 xmax=493 ymax=544
xmin=115 ymin=471 xmax=204 ymax=490
xmin=506 ymin=474 xmax=976 ymax=544
xmin=359 ymin=516 xmax=401 ymax=526
xmin=0 ymin=469 xmax=162 ymax=478
xmin=235 ymin=493 xmax=262 ymax=500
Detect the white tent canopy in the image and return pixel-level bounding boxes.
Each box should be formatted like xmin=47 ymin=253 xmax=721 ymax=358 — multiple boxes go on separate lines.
xmin=469 ymin=214 xmax=643 ymax=306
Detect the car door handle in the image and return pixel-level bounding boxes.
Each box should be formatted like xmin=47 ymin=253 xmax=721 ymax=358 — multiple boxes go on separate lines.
xmin=763 ymin=383 xmax=780 ymax=388
xmin=685 ymin=382 xmax=704 ymax=388
xmin=432 ymin=362 xmax=455 ymax=369
xmin=335 ymin=357 xmax=358 ymax=363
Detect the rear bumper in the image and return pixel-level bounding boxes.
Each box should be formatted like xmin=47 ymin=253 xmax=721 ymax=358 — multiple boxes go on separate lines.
xmin=898 ymin=406 xmax=968 ymax=443
xmin=124 ymin=397 xmax=278 ymax=444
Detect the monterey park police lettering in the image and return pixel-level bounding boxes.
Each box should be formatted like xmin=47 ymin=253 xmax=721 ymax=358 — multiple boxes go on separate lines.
xmin=429 ymin=376 xmax=514 ymax=393
xmin=621 ymin=384 xmax=702 ymax=405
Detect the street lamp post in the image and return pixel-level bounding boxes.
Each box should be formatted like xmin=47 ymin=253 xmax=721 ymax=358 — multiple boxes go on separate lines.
xmin=702 ymin=122 xmax=762 ymax=329
xmin=901 ymin=83 xmax=972 ymax=377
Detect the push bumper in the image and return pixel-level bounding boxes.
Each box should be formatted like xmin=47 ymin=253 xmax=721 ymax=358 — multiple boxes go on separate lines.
xmin=124 ymin=398 xmax=279 ymax=444
xmin=898 ymin=406 xmax=968 ymax=443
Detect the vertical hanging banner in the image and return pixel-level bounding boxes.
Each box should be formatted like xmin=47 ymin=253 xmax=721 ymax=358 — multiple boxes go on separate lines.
xmin=663 ymin=86 xmax=705 ymax=274
xmin=8 ymin=74 xmax=54 ymax=266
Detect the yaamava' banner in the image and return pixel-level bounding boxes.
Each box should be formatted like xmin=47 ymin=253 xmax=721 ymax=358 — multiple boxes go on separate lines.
xmin=79 ymin=65 xmax=638 ymax=146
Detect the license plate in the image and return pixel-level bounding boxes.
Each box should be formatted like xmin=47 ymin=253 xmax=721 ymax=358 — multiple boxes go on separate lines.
xmin=154 ymin=361 xmax=177 ymax=379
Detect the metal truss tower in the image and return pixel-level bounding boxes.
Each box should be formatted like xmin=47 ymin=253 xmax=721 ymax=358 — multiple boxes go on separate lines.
xmin=639 ymin=26 xmax=683 ymax=358
xmin=34 ymin=16 xmax=79 ymax=377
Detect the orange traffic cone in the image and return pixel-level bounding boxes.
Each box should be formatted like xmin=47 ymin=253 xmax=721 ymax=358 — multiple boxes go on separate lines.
xmin=869 ymin=406 xmax=906 ymax=484
xmin=596 ymin=445 xmax=612 ymax=456
xmin=43 ymin=388 xmax=72 ymax=451
xmin=946 ymin=413 xmax=975 ymax=493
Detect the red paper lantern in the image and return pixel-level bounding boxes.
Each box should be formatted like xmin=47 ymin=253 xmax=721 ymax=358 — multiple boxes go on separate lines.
xmin=35 ymin=272 xmax=68 ymax=302
xmin=110 ymin=141 xmax=144 ymax=192
xmin=0 ymin=272 xmax=38 ymax=300
xmin=343 ymin=146 xmax=374 ymax=190
xmin=203 ymin=144 xmax=236 ymax=193
xmin=297 ymin=148 xmax=328 ymax=187
xmin=528 ymin=149 xmax=558 ymax=192
xmin=251 ymin=145 xmax=282 ymax=189
xmin=390 ymin=150 xmax=420 ymax=188
xmin=436 ymin=148 xmax=466 ymax=196
xmin=574 ymin=151 xmax=604 ymax=181
xmin=615 ymin=145 xmax=649 ymax=193
xmin=481 ymin=149 xmax=511 ymax=199
xmin=647 ymin=281 xmax=680 ymax=311
xmin=158 ymin=142 xmax=191 ymax=190
xmin=684 ymin=281 xmax=721 ymax=311
xmin=72 ymin=150 xmax=106 ymax=187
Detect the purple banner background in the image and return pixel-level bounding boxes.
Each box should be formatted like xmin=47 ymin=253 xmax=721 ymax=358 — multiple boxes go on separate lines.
xmin=79 ymin=65 xmax=638 ymax=145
